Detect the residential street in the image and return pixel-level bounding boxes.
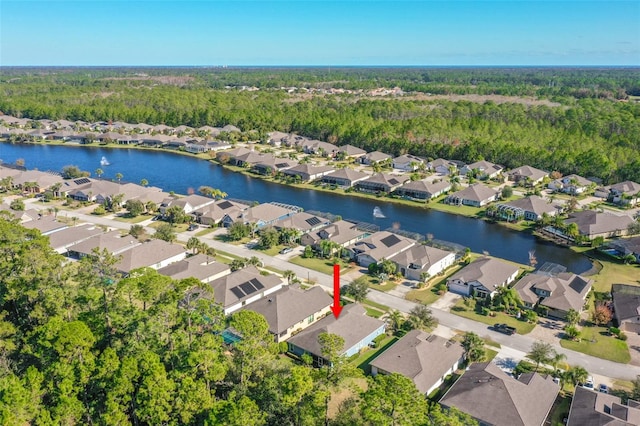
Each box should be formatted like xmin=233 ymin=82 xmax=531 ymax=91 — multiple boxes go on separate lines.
xmin=31 ymin=200 xmax=640 ymax=382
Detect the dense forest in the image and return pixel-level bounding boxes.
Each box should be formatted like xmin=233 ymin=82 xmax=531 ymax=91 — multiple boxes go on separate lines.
xmin=0 ymin=217 xmax=476 ymax=425
xmin=1 ymin=67 xmax=639 ymax=182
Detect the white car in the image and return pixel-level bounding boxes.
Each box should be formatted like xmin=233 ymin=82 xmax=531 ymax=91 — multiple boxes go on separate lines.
xmin=582 ymin=376 xmax=595 ymax=390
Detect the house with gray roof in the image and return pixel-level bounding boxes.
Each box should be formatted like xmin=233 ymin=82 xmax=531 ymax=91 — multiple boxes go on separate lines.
xmin=389 ymin=245 xmax=456 ymax=281
xmin=356 ymin=173 xmax=410 ymax=193
xmin=392 ymin=154 xmax=424 ymax=172
xmin=273 ymin=211 xmax=331 ymax=234
xmin=68 ymin=230 xmax=141 ymax=259
xmin=447 ymin=257 xmax=520 ymax=298
xmin=321 ymin=168 xmax=370 ymax=188
xmin=287 ymin=303 xmax=386 ymax=366
xmin=564 ymin=210 xmax=634 ymax=239
xmin=244 ymin=285 xmax=333 ymax=342
xmin=347 ymin=231 xmax=416 ymax=267
xmin=47 ymin=224 xmax=105 ymax=254
xmin=360 ymin=151 xmax=392 ymax=166
xmin=440 ymin=362 xmax=559 ymax=426
xmin=336 ymin=144 xmax=366 ymax=159
xmin=222 ymin=202 xmax=299 ymax=229
xmin=506 ymin=165 xmax=549 ymax=186
xmin=606 ymin=236 xmax=640 ymax=264
xmin=205 ymin=266 xmax=285 ymax=315
xmin=160 ymin=194 xmax=216 ymax=215
xmin=548 ymin=174 xmax=593 ymax=195
xmin=612 ymin=284 xmax=640 ymax=333
xmin=301 ymin=140 xmax=338 ymax=157
xmin=300 ymin=220 xmax=369 ymax=248
xmin=0 ymin=203 xmax=40 ymax=223
xmin=157 ymin=253 xmax=230 ymax=283
xmin=567 ymin=386 xmax=640 ymax=426
xmin=114 ymin=239 xmax=187 ymax=275
xmin=21 ymin=215 xmax=68 ymax=236
xmin=444 ymin=183 xmax=499 ymax=207
xmin=371 ymin=329 xmax=465 ymax=395
xmin=282 ymin=163 xmax=335 ymax=182
xmin=12 ymin=170 xmax=64 ymax=194
xmin=394 ymin=179 xmax=451 ymax=201
xmin=252 ymin=156 xmax=298 ymax=175
xmin=216 ymin=147 xmax=251 ymax=164
xmin=514 ymin=271 xmax=593 ymax=319
xmin=460 ymin=160 xmax=504 ymax=179
xmin=604 ymin=180 xmax=640 ymax=207
xmin=193 ymin=199 xmax=250 ymax=226
xmin=494 ymin=195 xmax=559 ymax=222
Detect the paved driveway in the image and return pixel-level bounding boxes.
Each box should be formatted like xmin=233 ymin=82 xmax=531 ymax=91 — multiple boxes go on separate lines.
xmin=625 ymin=331 xmax=640 ymax=367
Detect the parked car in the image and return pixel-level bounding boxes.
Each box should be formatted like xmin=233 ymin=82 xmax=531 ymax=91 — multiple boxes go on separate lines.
xmin=187 ymin=223 xmax=198 ymax=231
xmin=581 ymin=376 xmax=595 ymax=390
xmin=279 ymin=247 xmax=293 ymax=255
xmin=492 ymin=323 xmax=516 ymax=335
xmin=598 ymin=384 xmax=608 ymax=394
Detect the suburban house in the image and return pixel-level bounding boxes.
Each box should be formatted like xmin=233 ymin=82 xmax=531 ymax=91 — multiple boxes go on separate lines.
xmin=64 ymin=179 xmax=122 ymax=203
xmin=356 ymin=173 xmax=410 ymax=193
xmin=335 ymin=144 xmax=366 ymax=159
xmin=273 ymin=211 xmax=331 ymax=235
xmin=244 ymin=285 xmax=333 ymax=342
xmin=460 ymin=160 xmax=504 ymax=179
xmin=444 ymin=183 xmax=499 ymax=207
xmin=388 ymin=245 xmax=456 ymax=281
xmin=205 ymin=266 xmax=286 ymax=315
xmin=282 ymin=164 xmax=335 ymax=182
xmin=447 ymin=257 xmax=520 ymax=298
xmin=394 ymin=179 xmax=451 ymax=201
xmin=287 ymin=303 xmax=386 ymax=366
xmin=513 ymin=271 xmax=593 ymax=319
xmin=603 ymin=180 xmax=640 ymax=206
xmin=252 ymin=156 xmax=298 ymax=175
xmin=160 ymin=194 xmax=216 ymax=215
xmin=157 ymin=253 xmax=231 ymax=283
xmin=193 ymin=199 xmax=250 ymax=226
xmin=506 ymin=165 xmax=549 ymax=186
xmin=206 ymin=141 xmax=233 ymax=151
xmin=440 ymin=362 xmax=559 ymax=426
xmin=370 ymin=329 xmax=465 ymax=396
xmin=300 ymin=220 xmax=369 ymax=248
xmin=360 ymin=151 xmax=392 ymax=166
xmin=216 ymin=147 xmax=251 ymax=164
xmin=606 ymin=236 xmax=640 ymax=264
xmin=612 ymin=284 xmax=640 ymax=333
xmin=222 ymin=202 xmax=299 ymax=229
xmin=47 ymin=224 xmax=104 ymax=254
xmin=12 ymin=170 xmax=64 ymax=194
xmin=67 ymin=230 xmax=141 ymax=259
xmin=301 ymin=140 xmax=338 ymax=157
xmin=0 ymin=203 xmax=40 ymax=223
xmin=321 ymin=168 xmax=370 ymax=188
xmin=493 ymin=195 xmax=559 ymax=222
xmin=114 ymin=239 xmax=187 ymax=275
xmin=548 ymin=174 xmax=593 ymax=195
xmin=563 ymin=210 xmax=634 ymax=239
xmin=347 ymin=231 xmax=416 ymax=267
xmin=21 ymin=215 xmax=68 ymax=236
xmin=427 ymin=158 xmax=459 ymax=175
xmin=567 ymin=386 xmax=640 ymax=426
xmin=230 ymin=150 xmax=273 ymax=168
xmin=392 ymin=154 xmax=424 ymax=172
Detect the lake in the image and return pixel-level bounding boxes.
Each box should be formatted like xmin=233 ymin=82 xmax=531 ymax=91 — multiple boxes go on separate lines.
xmin=0 ymin=142 xmax=592 ymax=273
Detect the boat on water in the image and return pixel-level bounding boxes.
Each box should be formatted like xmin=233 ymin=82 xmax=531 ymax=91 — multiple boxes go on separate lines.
xmin=100 ymin=156 xmax=110 ymax=166
xmin=373 ymin=206 xmax=385 ymax=218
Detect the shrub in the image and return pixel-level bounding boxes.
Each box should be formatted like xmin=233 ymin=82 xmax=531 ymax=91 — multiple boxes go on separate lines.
xmin=481 ymin=307 xmax=490 ymax=316
xmin=609 ymin=327 xmax=621 ymax=336
xmin=619 ymin=332 xmax=628 ymax=341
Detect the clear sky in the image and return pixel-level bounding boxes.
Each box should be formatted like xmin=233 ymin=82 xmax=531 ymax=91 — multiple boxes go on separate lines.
xmin=1 ymin=1 xmax=639 ymax=66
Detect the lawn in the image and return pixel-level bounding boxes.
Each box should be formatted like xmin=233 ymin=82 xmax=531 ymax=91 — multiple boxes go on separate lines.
xmin=363 ymin=299 xmax=391 ymax=312
xmin=578 ymin=249 xmax=640 ymax=292
xmin=364 ymin=306 xmax=384 ymax=318
xmin=363 ymin=275 xmax=398 ymax=292
xmin=450 ymin=299 xmax=536 ymax=335
xmin=350 ymin=336 xmax=398 ymax=375
xmin=255 ymin=245 xmax=285 ymax=256
xmin=113 ymin=214 xmax=154 ymax=224
xmin=288 ymin=256 xmax=352 ymax=275
xmin=430 ymin=200 xmax=484 ymax=218
xmin=405 ymin=286 xmax=442 ymax=305
xmin=559 ymin=325 xmax=630 ymax=364
xmin=485 ymin=348 xmax=499 ymax=361
xmin=194 ymin=227 xmax=216 ymax=237
xmin=547 ymin=394 xmax=572 ymax=426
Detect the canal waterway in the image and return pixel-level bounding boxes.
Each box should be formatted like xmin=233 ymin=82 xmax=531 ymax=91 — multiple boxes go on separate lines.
xmin=0 ymin=143 xmax=592 ymax=273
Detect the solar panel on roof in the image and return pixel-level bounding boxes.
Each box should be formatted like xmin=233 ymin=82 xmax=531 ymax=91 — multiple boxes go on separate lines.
xmin=389 ymin=179 xmax=399 ymax=185
xmin=249 ymin=278 xmax=264 ymax=290
xmin=74 ymin=178 xmax=90 ymax=185
xmin=230 ymin=287 xmax=245 ymax=299
xmin=305 ymin=217 xmax=321 ymax=226
xmin=239 ymin=282 xmax=258 ymax=295
xmin=380 ymin=234 xmax=401 ymax=247
xmin=276 ymin=163 xmax=289 ymax=168
xmin=218 ymin=201 xmax=233 ymax=209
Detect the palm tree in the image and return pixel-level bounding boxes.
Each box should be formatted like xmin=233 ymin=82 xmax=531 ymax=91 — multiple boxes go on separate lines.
xmin=140 ymin=178 xmax=148 ymax=187
xmin=384 ymin=310 xmax=405 ymax=335
xmin=568 ymin=366 xmax=589 ymax=387
xmin=95 ymin=168 xmax=104 ymax=178
xmin=186 ymin=237 xmax=201 ymax=254
xmin=115 ymin=172 xmax=123 ymax=182
xmin=319 ymin=239 xmax=333 ymax=259
xmin=550 ymin=352 xmax=567 ymax=375
xmin=283 ymin=270 xmax=296 ymax=284
xmin=495 ymin=286 xmax=523 ymax=313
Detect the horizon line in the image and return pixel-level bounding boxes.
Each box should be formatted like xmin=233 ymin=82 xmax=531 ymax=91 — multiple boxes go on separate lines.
xmin=1 ymin=64 xmax=639 ymax=69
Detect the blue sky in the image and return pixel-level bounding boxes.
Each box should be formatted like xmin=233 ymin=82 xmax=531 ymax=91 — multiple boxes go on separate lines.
xmin=1 ymin=1 xmax=639 ymax=66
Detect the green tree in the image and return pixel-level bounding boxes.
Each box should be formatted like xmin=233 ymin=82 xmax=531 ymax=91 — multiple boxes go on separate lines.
xmin=140 ymin=178 xmax=148 ymax=187
xmin=341 ymin=276 xmax=370 ymax=303
xmin=494 ymin=286 xmax=523 ymax=312
xmin=461 ymin=332 xmax=486 ymax=362
xmin=61 ymin=165 xmax=88 ymax=179
xmin=228 ymin=311 xmax=277 ymax=387
xmin=115 ymin=172 xmax=123 ymax=182
xmin=129 ymin=224 xmax=145 ymax=240
xmin=527 ymin=341 xmax=554 ymax=371
xmin=228 ymin=222 xmax=250 ymax=241
xmin=9 ymin=199 xmax=24 ymax=211
xmin=378 ymin=259 xmax=397 ymax=277
xmin=124 ymin=199 xmax=145 ymax=217
xmin=208 ymin=394 xmax=266 ymax=426
xmin=406 ymin=304 xmax=437 ymax=331
xmin=501 ymin=185 xmax=513 ymax=199
xmin=566 ymin=308 xmax=580 ymax=326
xmin=94 ymin=168 xmax=103 ymax=178
xmin=361 ymin=373 xmax=428 ymax=426
xmin=258 ymin=226 xmax=279 ymax=249
xmin=384 ymin=310 xmax=405 ymax=335
xmin=154 ymin=223 xmax=176 ymax=243
xmin=283 ymin=269 xmax=296 ymax=284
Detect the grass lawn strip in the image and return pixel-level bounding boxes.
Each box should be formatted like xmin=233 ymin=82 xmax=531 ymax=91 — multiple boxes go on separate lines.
xmin=559 ymin=325 xmax=630 ymax=364
xmin=450 ymin=299 xmax=536 ymax=335
xmin=349 ymin=336 xmax=399 ymax=374
xmin=288 ymin=256 xmax=352 ymax=275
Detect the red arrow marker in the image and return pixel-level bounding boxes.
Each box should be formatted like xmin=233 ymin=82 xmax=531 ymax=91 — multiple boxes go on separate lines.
xmin=330 ymin=263 xmax=343 ymax=318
